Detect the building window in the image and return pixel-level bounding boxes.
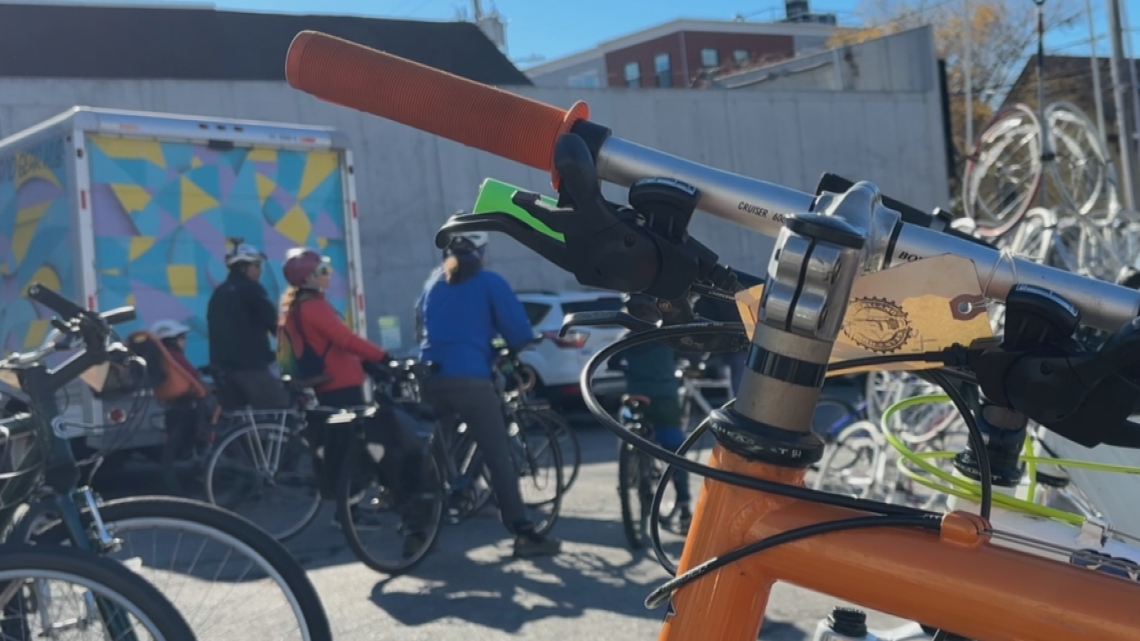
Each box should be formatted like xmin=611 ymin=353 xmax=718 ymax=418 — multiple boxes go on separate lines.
xmin=654 ymin=53 xmax=672 ymax=87
xmin=624 ymin=61 xmax=641 ymax=87
xmin=568 ymin=71 xmax=599 ymax=88
xmin=734 ymin=49 xmax=750 ymax=65
xmin=700 ymin=48 xmax=719 ymax=69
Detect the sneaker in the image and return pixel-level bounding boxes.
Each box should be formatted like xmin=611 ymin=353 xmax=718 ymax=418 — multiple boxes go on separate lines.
xmin=513 ymin=532 xmax=562 ymax=558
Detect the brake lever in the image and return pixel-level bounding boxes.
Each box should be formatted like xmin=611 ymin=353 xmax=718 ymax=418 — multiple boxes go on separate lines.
xmin=560 ymin=311 xmax=656 ymax=336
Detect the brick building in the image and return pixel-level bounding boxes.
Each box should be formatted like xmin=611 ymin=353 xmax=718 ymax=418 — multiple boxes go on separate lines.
xmin=526 ymin=16 xmax=842 ymax=90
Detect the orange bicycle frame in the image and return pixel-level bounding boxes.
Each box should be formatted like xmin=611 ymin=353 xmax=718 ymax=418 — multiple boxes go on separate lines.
xmin=659 ymin=443 xmax=1140 ymax=641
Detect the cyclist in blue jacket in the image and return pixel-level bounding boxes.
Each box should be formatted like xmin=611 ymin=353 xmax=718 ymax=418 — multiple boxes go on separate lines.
xmin=415 ymin=230 xmax=561 ymax=558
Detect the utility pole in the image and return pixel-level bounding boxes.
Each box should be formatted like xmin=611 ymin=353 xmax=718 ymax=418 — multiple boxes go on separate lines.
xmin=1086 ymin=0 xmax=1108 ymax=143
xmin=964 ymin=0 xmax=974 ymax=147
xmin=1107 ymin=0 xmax=1137 ymax=208
xmin=472 ymin=0 xmax=483 ymax=21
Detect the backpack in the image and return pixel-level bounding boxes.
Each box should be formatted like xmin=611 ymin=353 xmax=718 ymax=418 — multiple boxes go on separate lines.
xmin=277 ymin=298 xmax=333 ymax=386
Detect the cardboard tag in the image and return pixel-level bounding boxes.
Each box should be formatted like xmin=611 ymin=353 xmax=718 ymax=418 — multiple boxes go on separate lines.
xmin=734 ymin=255 xmax=993 ymax=374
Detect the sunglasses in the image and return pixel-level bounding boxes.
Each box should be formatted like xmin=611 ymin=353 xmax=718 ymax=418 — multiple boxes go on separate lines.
xmin=314 ymin=264 xmax=333 ymax=276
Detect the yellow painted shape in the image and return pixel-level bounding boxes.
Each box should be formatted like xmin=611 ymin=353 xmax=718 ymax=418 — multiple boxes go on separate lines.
xmin=299 ymin=151 xmax=338 ymax=199
xmin=191 ymin=156 xmax=203 ymax=169
xmin=180 ymin=176 xmax=220 ymax=222
xmin=167 ymin=265 xmax=198 ymax=297
xmin=14 ymin=151 xmax=62 ymax=189
xmin=276 ymin=205 xmax=313 ymax=244
xmin=256 ymin=174 xmax=276 ymax=205
xmin=129 ymin=236 xmax=155 ymax=261
xmin=24 ymin=319 xmax=50 ymax=350
xmin=11 ymin=201 xmax=51 ymax=263
xmin=316 ymin=237 xmax=328 ymax=250
xmin=111 ymin=183 xmax=152 ymax=213
xmin=21 ymin=265 xmax=62 ymax=301
xmin=100 ymin=267 xmax=121 ymax=276
xmin=126 ymin=293 xmax=137 ymax=307
xmin=91 ymin=136 xmax=167 ymax=168
xmin=247 ymin=147 xmax=278 ymax=162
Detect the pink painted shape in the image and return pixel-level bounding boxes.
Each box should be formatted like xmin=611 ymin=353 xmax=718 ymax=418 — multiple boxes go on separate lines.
xmin=181 ymin=213 xmax=227 ymax=261
xmin=129 ymin=279 xmax=193 ymax=328
xmin=311 ymin=210 xmax=344 ymax=240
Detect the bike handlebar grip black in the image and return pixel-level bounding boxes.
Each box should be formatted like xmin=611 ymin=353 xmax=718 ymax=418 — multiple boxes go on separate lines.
xmin=26 ymin=283 xmax=86 ymax=320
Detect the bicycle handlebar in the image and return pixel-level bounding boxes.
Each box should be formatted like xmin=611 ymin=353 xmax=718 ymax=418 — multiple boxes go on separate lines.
xmin=285 ymin=31 xmax=1140 ymax=333
xmin=3 ymin=284 xmax=137 ymax=395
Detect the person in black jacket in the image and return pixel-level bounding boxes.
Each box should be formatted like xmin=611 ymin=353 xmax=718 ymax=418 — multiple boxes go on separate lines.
xmin=206 ymin=240 xmax=290 ymax=410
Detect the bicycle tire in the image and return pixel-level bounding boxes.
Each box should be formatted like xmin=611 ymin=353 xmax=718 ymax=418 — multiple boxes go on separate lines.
xmin=9 ymin=496 xmax=332 ymax=641
xmin=335 ymin=439 xmax=445 ymax=576
xmin=0 ymin=544 xmax=197 ymax=640
xmin=617 ymin=440 xmax=653 ymax=550
xmin=204 ymin=422 xmax=322 ymax=542
xmin=963 ymin=103 xmax=1045 ymax=238
xmin=524 ymin=408 xmax=581 ymax=493
xmin=511 ymin=410 xmax=564 ymax=536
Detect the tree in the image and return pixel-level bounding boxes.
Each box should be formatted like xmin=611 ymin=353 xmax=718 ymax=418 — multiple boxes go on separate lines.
xmin=830 ymin=0 xmax=1081 ymax=190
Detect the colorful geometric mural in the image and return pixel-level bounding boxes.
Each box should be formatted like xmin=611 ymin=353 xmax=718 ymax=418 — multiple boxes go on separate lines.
xmin=0 ymin=135 xmax=77 ymax=356
xmin=88 ymin=136 xmax=351 ymax=367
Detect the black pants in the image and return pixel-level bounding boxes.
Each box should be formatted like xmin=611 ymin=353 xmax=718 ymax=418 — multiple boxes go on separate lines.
xmin=308 ymin=387 xmax=427 ymax=510
xmin=421 ymin=377 xmax=528 ymax=531
xmin=162 ymin=399 xmax=203 ymax=494
xmin=218 ymin=368 xmax=290 ymax=410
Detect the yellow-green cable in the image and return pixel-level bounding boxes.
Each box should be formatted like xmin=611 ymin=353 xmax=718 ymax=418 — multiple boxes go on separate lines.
xmin=880 ymin=394 xmax=1140 ymax=526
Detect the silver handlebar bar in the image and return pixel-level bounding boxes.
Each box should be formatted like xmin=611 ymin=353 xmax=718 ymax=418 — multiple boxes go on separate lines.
xmin=594 ymin=136 xmax=1140 ymax=332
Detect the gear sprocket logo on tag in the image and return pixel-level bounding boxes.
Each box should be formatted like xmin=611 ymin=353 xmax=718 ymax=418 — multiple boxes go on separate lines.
xmin=842 ymin=297 xmax=912 ymax=353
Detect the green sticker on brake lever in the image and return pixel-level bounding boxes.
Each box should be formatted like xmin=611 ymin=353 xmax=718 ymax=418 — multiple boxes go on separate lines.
xmin=471 ymin=178 xmax=564 ymax=243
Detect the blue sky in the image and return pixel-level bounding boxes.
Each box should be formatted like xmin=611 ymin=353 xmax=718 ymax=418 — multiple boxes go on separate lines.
xmin=72 ymin=0 xmax=1140 ymax=66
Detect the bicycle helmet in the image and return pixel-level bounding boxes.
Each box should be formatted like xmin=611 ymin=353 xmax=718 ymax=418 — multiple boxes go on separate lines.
xmin=283 ymin=247 xmax=330 ymax=287
xmin=444 ymin=229 xmax=490 ymax=256
xmin=151 ymin=319 xmax=191 ymax=340
xmin=225 ymin=240 xmax=267 ymax=267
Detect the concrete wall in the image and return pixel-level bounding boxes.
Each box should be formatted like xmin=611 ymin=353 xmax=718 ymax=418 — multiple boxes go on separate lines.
xmin=0 ymin=80 xmax=948 ymax=352
xmin=716 ymin=26 xmax=937 ymax=94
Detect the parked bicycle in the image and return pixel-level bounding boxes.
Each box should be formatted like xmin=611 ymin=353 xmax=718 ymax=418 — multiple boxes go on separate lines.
xmin=1 ymin=284 xmax=332 ymax=641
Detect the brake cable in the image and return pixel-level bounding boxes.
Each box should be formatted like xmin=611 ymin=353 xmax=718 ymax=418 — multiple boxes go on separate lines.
xmin=583 ymin=321 xmax=996 ymax=598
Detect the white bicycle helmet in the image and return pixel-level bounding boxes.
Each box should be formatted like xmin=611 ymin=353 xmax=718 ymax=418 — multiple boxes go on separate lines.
xmin=445 ymin=230 xmax=490 ymax=256
xmin=151 ymin=319 xmax=191 ymax=340
xmin=225 ymin=241 xmax=267 ymax=267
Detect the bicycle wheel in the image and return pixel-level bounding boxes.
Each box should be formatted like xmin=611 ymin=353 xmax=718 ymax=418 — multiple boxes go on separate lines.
xmin=0 ymin=544 xmax=195 ymax=640
xmin=617 ymin=440 xmax=658 ymax=550
xmin=810 ymin=420 xmax=888 ymax=500
xmin=522 ymin=406 xmax=579 ymax=490
xmin=963 ymin=104 xmax=1045 ymax=237
xmin=9 ymin=496 xmax=332 ymax=641
xmin=205 ymin=421 xmax=322 ymax=542
xmin=508 ymin=409 xmax=564 ymax=536
xmin=536 ymin=409 xmax=581 ymax=493
xmin=335 ymin=438 xmax=445 ymax=576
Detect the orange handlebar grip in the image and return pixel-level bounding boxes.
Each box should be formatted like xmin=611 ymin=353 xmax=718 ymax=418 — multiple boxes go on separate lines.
xmin=285 ymin=30 xmax=590 ymax=176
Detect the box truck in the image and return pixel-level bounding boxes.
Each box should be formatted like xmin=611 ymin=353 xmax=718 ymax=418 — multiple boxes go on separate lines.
xmin=0 ymin=106 xmax=366 ymax=455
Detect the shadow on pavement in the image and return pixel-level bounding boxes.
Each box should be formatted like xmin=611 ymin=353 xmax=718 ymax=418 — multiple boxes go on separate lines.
xmin=367 ymin=513 xmax=804 ymax=639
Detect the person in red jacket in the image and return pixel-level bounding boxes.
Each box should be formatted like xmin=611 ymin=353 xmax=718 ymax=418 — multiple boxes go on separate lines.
xmin=278 ymin=248 xmax=430 ymax=550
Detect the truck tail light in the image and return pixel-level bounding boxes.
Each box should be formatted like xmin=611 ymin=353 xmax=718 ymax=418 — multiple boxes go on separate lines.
xmin=542 ymin=330 xmax=589 ymax=349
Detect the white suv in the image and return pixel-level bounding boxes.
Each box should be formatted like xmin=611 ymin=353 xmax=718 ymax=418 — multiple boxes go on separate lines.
xmin=516 ymin=290 xmax=627 ymax=405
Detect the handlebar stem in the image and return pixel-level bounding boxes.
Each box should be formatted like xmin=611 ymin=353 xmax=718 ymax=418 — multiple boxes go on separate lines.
xmin=708 ymin=183 xmax=878 ymax=466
